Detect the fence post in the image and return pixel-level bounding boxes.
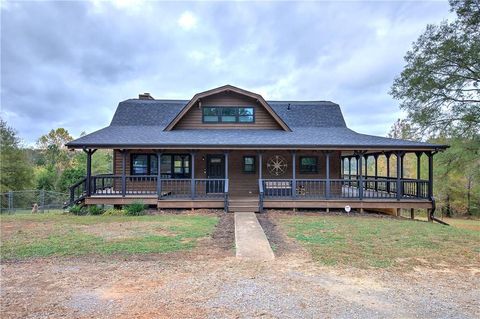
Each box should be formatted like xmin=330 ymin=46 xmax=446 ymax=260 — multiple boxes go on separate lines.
xmin=40 ymin=189 xmax=45 ymax=213
xmin=8 ymin=191 xmax=13 ymax=214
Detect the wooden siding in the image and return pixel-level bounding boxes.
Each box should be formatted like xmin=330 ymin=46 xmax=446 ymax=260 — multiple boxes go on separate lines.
xmin=113 ymin=149 xmax=341 ymax=197
xmin=173 ymin=91 xmax=283 ymax=130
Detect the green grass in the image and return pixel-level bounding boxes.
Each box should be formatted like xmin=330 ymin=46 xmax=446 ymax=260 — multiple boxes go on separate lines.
xmin=0 ymin=212 xmax=218 ymax=260
xmin=279 ymin=215 xmax=480 ymax=269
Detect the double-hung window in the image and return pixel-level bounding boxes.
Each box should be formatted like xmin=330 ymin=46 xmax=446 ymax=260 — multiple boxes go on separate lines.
xmin=243 ymin=156 xmax=256 ymax=173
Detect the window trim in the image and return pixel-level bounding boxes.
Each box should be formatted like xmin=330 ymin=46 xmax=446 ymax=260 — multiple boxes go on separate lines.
xmin=243 ymin=155 xmax=256 ymax=173
xmin=299 ymin=156 xmax=318 ymax=174
xmin=130 ymin=153 xmax=191 ymax=178
xmin=130 ymin=153 xmax=158 ymax=176
xmin=202 ymin=106 xmax=255 ymax=124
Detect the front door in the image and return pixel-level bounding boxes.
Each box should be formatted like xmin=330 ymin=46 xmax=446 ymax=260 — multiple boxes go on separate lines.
xmin=206 ymin=155 xmax=225 ymax=193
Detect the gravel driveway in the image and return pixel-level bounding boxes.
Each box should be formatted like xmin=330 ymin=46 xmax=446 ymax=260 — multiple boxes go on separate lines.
xmin=1 ymin=214 xmax=479 ymax=319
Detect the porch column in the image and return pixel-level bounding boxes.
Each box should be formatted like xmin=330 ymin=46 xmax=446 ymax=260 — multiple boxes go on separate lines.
xmin=364 ymin=154 xmax=368 ymax=179
xmin=357 ymin=152 xmax=364 ymax=200
xmin=157 ymin=152 xmax=162 ymax=198
xmin=292 ymin=151 xmax=296 ymax=199
xmin=373 ymin=154 xmax=379 ymax=191
xmin=340 ymin=157 xmax=344 ymax=178
xmin=224 ymin=151 xmax=229 ymax=179
xmin=191 ymin=152 xmax=195 ymax=199
xmin=84 ymin=148 xmax=96 ymax=197
xmin=348 ymin=157 xmax=352 ymax=184
xmin=428 ymin=152 xmax=434 ymax=198
xmin=325 ymin=152 xmax=331 ymax=199
xmin=396 ymin=151 xmax=403 ymax=200
xmin=121 ymin=150 xmax=127 ymax=197
xmin=386 ymin=153 xmax=391 ymax=193
xmin=416 ymin=152 xmax=422 ymax=198
xmin=258 ymin=152 xmax=263 ymax=179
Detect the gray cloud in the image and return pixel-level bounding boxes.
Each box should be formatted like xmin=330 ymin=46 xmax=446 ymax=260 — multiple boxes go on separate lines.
xmin=1 ymin=0 xmax=451 ymax=145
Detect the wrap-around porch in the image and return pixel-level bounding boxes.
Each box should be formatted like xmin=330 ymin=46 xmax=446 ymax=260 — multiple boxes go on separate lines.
xmin=70 ymin=149 xmax=437 ymax=215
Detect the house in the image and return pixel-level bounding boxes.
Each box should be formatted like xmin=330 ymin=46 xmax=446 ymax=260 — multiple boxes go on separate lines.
xmin=66 ymin=85 xmax=447 ymax=217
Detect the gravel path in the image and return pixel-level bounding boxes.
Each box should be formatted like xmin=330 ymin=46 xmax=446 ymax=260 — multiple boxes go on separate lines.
xmin=1 ymin=214 xmax=479 ymax=319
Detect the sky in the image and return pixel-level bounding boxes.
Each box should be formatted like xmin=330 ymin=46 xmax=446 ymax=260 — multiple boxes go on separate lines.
xmin=1 ymin=0 xmax=452 ymax=145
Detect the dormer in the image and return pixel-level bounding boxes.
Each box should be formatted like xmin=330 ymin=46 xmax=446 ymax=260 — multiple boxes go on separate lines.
xmin=165 ymin=85 xmax=291 ymax=131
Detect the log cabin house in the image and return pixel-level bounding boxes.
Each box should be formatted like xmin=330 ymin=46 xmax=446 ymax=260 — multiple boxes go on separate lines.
xmin=66 ymin=85 xmax=447 ymax=217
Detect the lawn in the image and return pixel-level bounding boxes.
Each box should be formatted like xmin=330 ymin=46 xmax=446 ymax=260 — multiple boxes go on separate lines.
xmin=277 ymin=215 xmax=480 ymax=268
xmin=0 ymin=212 xmax=218 ymax=260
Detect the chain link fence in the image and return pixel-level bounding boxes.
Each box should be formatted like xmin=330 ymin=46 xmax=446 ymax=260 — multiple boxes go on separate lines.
xmin=0 ymin=190 xmax=69 ymax=214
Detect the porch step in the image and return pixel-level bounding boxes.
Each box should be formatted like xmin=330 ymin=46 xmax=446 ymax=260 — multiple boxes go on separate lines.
xmin=229 ymin=206 xmax=259 ymax=213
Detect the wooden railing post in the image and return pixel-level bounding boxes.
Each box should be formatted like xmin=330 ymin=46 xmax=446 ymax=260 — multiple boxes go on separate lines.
xmin=356 ymin=151 xmax=365 ymax=200
xmin=415 ymin=151 xmax=422 ymax=198
xmin=428 ymin=151 xmax=434 ymax=199
xmin=291 ymin=151 xmax=297 ymax=199
xmin=386 ymin=153 xmax=391 ymax=193
xmin=121 ymin=149 xmax=127 ymax=197
xmin=191 ymin=152 xmax=196 ymax=199
xmin=396 ymin=151 xmax=404 ymax=200
xmin=83 ymin=148 xmax=97 ymax=197
xmin=348 ymin=157 xmax=352 ymax=186
xmin=325 ymin=152 xmax=331 ymax=199
xmin=157 ymin=152 xmax=162 ymax=198
xmin=373 ymin=154 xmax=379 ymax=191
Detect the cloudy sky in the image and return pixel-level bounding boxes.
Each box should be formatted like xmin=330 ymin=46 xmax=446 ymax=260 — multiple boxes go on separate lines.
xmin=1 ymin=0 xmax=452 ymax=145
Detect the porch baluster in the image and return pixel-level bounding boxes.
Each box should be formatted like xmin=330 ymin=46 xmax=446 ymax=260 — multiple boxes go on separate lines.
xmin=191 ymin=152 xmax=195 ymax=199
xmin=157 ymin=152 xmax=162 ymax=198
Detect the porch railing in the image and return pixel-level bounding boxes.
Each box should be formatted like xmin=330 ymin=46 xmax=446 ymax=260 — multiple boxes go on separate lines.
xmin=67 ymin=175 xmax=230 ymax=207
xmin=262 ymin=178 xmax=429 ymax=200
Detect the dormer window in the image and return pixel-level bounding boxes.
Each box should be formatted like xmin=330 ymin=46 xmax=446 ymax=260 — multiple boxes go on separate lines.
xmin=202 ymin=107 xmax=254 ymax=123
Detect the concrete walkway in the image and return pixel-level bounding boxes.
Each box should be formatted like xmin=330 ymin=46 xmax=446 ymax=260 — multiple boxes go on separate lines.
xmin=234 ymin=212 xmax=275 ymax=261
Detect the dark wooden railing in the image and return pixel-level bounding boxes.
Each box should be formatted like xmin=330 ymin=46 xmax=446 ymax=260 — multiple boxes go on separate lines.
xmin=67 ymin=175 xmax=230 ymax=207
xmin=262 ymin=178 xmax=430 ymax=200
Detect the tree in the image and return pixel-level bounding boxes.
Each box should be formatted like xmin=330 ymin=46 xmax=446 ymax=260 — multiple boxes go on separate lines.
xmin=36 ymin=128 xmax=74 ymax=170
xmin=390 ymin=0 xmax=480 ymax=138
xmin=0 ymin=118 xmax=34 ymax=192
xmin=387 ymin=118 xmax=418 ymax=140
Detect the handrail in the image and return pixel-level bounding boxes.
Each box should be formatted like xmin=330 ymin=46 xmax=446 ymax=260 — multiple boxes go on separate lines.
xmin=258 ymin=179 xmax=264 ymax=213
xmin=224 ymin=178 xmax=229 ymax=213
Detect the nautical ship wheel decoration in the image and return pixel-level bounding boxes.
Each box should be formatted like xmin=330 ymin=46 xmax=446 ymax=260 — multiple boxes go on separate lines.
xmin=267 ymin=155 xmax=288 ymax=176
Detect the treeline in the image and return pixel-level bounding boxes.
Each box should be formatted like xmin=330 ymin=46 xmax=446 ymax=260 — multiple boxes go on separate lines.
xmin=0 ymin=119 xmax=112 ymax=194
xmin=386 ymin=119 xmax=479 ymax=216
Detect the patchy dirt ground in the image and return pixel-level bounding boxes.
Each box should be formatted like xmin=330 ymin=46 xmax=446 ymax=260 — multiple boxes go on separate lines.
xmin=1 ymin=213 xmax=479 ymax=319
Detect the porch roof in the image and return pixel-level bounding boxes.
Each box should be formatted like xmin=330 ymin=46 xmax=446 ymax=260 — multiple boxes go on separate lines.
xmin=67 ymin=125 xmax=445 ymax=151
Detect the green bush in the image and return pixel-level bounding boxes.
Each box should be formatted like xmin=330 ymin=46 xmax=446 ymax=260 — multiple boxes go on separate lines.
xmin=88 ymin=205 xmax=104 ymax=215
xmin=125 ymin=201 xmax=146 ymax=216
xmin=103 ymin=208 xmax=127 ymax=216
xmin=69 ymin=204 xmax=86 ymax=215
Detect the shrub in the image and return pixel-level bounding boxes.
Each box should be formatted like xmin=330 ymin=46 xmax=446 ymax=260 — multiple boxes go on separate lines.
xmin=69 ymin=204 xmax=86 ymax=215
xmin=88 ymin=205 xmax=104 ymax=215
xmin=125 ymin=201 xmax=146 ymax=216
xmin=103 ymin=208 xmax=127 ymax=216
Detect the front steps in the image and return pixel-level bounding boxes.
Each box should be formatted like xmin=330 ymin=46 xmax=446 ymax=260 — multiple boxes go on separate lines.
xmin=228 ymin=197 xmax=259 ymax=213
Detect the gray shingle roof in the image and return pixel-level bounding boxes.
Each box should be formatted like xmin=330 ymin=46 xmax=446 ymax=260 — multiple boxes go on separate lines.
xmin=67 ymin=99 xmax=446 ymax=150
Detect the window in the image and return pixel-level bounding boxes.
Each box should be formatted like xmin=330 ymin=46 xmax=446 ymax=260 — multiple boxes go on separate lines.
xmin=300 ymin=156 xmax=318 ymax=173
xmin=131 ymin=154 xmax=158 ymax=175
xmin=243 ymin=156 xmax=256 ymax=173
xmin=238 ymin=107 xmax=254 ymax=123
xmin=202 ymin=107 xmax=255 ymax=123
xmin=131 ymin=154 xmax=190 ymax=178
